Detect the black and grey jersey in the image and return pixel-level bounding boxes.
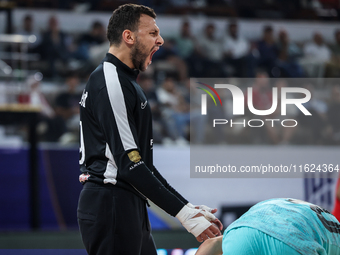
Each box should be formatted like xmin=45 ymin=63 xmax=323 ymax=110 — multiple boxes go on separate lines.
xmin=79 ymin=53 xmax=187 ymax=216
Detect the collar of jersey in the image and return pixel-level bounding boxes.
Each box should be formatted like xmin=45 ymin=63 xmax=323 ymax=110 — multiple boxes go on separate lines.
xmin=104 ymin=53 xmax=140 ymax=79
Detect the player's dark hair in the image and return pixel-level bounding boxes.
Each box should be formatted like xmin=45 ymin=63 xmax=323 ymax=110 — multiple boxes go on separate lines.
xmin=107 ymin=4 xmax=156 ymax=46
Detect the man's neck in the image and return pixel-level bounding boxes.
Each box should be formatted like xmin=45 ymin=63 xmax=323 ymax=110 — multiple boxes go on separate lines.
xmin=108 ymin=46 xmax=135 ymax=70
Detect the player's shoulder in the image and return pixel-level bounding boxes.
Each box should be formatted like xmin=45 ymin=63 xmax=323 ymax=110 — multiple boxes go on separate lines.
xmin=256 ymin=198 xmax=312 ymax=207
xmin=86 ymin=61 xmax=137 ymax=98
xmin=86 ymin=63 xmax=106 ymax=91
xmin=250 ymin=198 xmax=309 ymax=212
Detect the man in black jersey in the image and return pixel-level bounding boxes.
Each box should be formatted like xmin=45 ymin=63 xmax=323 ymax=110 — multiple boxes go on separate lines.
xmin=77 ymin=4 xmax=222 ymax=255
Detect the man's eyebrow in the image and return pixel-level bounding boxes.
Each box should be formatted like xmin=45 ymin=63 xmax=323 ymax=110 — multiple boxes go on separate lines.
xmin=150 ymin=28 xmax=159 ymax=33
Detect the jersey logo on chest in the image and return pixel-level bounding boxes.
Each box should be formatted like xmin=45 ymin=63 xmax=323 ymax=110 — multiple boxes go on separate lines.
xmin=141 ymin=100 xmax=148 ymax=109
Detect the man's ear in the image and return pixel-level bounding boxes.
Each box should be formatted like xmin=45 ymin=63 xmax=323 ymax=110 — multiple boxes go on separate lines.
xmin=122 ymin=30 xmax=135 ymax=46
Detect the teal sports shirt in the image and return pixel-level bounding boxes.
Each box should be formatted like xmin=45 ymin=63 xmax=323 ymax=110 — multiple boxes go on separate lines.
xmin=224 ymin=198 xmax=340 ymax=255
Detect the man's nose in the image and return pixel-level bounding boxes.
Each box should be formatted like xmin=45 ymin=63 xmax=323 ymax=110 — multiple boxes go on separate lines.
xmin=157 ymin=34 xmax=164 ymax=46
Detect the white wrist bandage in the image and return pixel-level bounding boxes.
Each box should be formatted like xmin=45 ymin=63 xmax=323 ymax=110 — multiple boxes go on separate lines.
xmin=187 ymin=203 xmax=217 ymax=221
xmin=176 ymin=205 xmax=211 ymax=237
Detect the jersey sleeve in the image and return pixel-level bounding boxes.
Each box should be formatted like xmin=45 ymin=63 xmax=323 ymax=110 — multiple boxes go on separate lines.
xmin=153 ymin=165 xmax=189 ymax=205
xmin=92 ymin=76 xmax=185 ymax=217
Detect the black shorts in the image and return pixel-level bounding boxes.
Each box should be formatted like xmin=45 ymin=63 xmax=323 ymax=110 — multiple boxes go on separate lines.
xmin=77 ymin=181 xmax=157 ymax=255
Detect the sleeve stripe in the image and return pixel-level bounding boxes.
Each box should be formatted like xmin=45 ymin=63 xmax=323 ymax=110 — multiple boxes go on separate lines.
xmin=103 ymin=62 xmax=137 ymax=151
xmin=103 ymin=143 xmax=118 ymax=185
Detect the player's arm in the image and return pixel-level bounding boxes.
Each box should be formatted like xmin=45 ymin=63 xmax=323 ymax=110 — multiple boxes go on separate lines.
xmin=93 ymin=78 xmax=220 ymax=241
xmin=153 ymin=165 xmax=223 ymax=230
xmin=152 ymin=165 xmax=188 ymax=204
xmin=196 ymin=236 xmax=223 ymax=255
xmin=119 ymin=156 xmax=221 ymax=241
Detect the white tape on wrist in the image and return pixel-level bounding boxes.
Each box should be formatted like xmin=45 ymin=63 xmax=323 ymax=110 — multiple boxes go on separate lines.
xmin=186 ymin=203 xmax=216 ymax=221
xmin=187 ymin=202 xmax=195 ymax=208
xmin=176 ymin=205 xmax=212 ymax=237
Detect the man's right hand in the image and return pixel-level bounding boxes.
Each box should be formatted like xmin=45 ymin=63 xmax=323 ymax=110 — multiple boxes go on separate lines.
xmin=193 ymin=212 xmax=221 ymax=242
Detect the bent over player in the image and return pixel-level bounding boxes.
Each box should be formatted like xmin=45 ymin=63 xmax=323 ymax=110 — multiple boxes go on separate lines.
xmin=77 ymin=4 xmax=222 ymax=255
xmin=196 ymin=198 xmax=340 ymax=255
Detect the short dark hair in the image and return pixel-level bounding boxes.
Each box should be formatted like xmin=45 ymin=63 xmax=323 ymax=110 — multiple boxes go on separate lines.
xmin=107 ymin=4 xmax=156 ymax=46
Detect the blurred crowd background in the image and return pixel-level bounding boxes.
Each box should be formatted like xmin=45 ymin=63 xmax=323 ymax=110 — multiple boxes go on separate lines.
xmin=0 ymin=0 xmax=340 ymax=146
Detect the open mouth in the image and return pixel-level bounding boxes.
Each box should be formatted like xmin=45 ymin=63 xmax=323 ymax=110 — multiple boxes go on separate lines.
xmin=149 ymin=48 xmax=158 ymax=64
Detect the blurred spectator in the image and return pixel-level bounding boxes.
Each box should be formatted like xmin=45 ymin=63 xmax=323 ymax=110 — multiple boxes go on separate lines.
xmin=27 ymin=74 xmax=55 ymax=118
xmin=153 ymin=38 xmax=178 ymax=61
xmin=46 ymin=72 xmax=82 ymax=142
xmin=192 ymin=78 xmax=227 ymax=144
xmin=326 ymin=29 xmax=340 ymax=77
xmin=197 ymin=23 xmax=225 ymax=77
xmin=246 ymin=71 xmax=280 ymax=144
xmin=174 ymin=20 xmax=206 ymax=78
xmin=256 ymin=25 xmax=279 ymax=77
xmin=189 ymin=79 xmax=209 ymax=144
xmin=271 ymin=79 xmax=298 ymax=144
xmin=223 ymin=20 xmax=255 ymax=77
xmin=138 ymin=74 xmax=164 ymax=143
xmin=17 ymin=14 xmax=33 ymax=35
xmin=152 ymin=38 xmax=188 ymax=81
xmin=70 ymin=20 xmax=109 ymax=77
xmin=248 ymin=72 xmax=273 ymax=112
xmin=276 ymin=29 xmax=304 ymax=77
xmin=82 ymin=21 xmax=109 ymax=67
xmin=138 ymin=74 xmax=159 ymax=109
xmin=298 ymin=84 xmax=328 ymax=144
xmin=26 ymin=74 xmax=56 ymax=141
xmin=330 ymin=29 xmax=340 ymax=56
xmin=174 ymin=20 xmax=196 ymax=59
xmin=300 ymin=32 xmax=331 ymax=77
xmin=55 ymin=72 xmax=81 ymax=125
xmin=326 ymin=85 xmax=340 ymax=144
xmin=36 ymin=15 xmax=71 ymax=78
xmin=73 ymin=20 xmax=106 ymax=61
xmin=156 ymin=76 xmax=190 ymax=144
xmin=198 ymin=23 xmax=222 ymax=61
xmin=303 ymin=33 xmax=331 ymax=62
xmin=17 ymin=14 xmax=41 ymax=48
